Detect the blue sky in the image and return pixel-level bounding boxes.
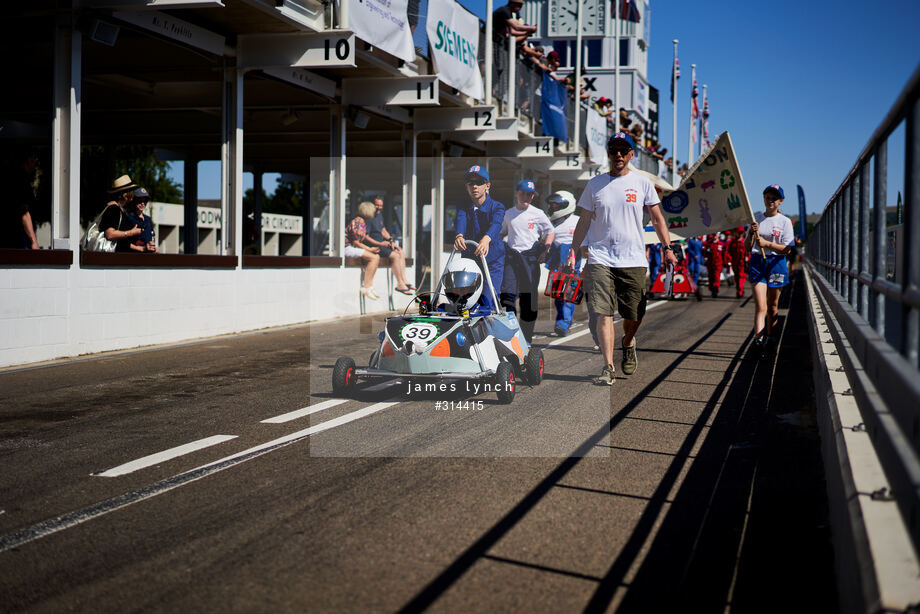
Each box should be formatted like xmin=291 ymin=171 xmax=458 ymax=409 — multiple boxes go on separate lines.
xmin=181 ymin=0 xmax=920 ymax=215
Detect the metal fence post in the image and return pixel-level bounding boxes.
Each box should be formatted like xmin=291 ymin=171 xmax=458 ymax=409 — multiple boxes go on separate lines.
xmin=904 ymin=95 xmax=920 ymax=366
xmin=848 ymin=179 xmax=858 ymax=306
xmin=842 ymin=191 xmax=850 ymax=300
xmin=873 ymin=142 xmax=887 ymax=336
xmin=858 ymin=163 xmax=870 ymax=318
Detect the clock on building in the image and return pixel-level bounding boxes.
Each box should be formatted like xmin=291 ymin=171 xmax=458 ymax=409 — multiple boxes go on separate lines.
xmin=547 ymin=0 xmax=607 ymax=38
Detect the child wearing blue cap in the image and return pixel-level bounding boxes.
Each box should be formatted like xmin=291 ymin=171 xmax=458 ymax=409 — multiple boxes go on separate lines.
xmin=746 ymin=184 xmax=795 ymax=356
xmin=499 ymin=179 xmax=555 ymax=342
xmin=453 ymin=164 xmax=506 ymax=312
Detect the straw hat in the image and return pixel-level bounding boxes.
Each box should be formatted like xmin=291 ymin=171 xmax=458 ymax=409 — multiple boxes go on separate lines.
xmin=108 ymin=174 xmax=138 ymax=194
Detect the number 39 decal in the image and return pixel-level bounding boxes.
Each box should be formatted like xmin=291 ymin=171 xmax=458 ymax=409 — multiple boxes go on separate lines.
xmin=399 ymin=323 xmax=438 ymax=345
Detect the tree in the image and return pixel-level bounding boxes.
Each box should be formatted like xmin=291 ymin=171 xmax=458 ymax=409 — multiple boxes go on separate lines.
xmin=80 ymin=145 xmax=183 ymax=222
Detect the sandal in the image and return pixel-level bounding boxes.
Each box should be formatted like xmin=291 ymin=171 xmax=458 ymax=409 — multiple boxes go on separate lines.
xmin=395 ymin=287 xmax=414 ymax=295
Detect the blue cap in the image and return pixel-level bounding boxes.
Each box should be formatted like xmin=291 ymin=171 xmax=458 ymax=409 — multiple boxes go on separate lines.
xmin=763 ymin=184 xmax=785 ymax=199
xmin=133 ymin=187 xmax=150 ymax=200
xmin=465 ymin=164 xmax=489 ymax=182
xmin=516 ymin=179 xmax=537 ymax=193
xmin=607 ymin=131 xmax=635 ymax=150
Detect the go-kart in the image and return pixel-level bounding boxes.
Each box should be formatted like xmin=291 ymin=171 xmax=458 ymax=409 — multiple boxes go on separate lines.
xmin=332 ymin=241 xmax=544 ymax=404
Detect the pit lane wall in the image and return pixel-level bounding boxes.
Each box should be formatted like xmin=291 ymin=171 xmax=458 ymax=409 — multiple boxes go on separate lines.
xmin=0 ymin=264 xmax=414 ymax=369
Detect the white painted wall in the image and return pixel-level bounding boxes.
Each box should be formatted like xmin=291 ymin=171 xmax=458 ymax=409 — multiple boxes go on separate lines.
xmin=0 ymin=264 xmax=414 ymax=368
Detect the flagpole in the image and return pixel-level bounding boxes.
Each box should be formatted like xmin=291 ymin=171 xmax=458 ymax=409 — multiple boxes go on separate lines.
xmin=671 ymin=39 xmax=678 ymax=185
xmin=613 ymin=0 xmax=620 ymax=132
xmin=572 ymin=0 xmax=583 ymax=154
xmin=484 ymin=0 xmax=493 ymax=105
xmin=687 ymin=64 xmax=695 ymax=166
xmin=699 ymin=84 xmax=707 ymax=153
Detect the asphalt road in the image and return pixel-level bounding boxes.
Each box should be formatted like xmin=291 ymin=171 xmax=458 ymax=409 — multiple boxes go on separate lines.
xmin=0 ymin=273 xmax=836 ymax=612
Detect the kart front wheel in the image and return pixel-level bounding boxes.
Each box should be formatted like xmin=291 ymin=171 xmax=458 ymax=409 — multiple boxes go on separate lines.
xmin=333 ymin=357 xmax=357 ymax=394
xmin=495 ymin=362 xmax=516 ymax=404
xmin=523 ymin=347 xmax=544 ymax=386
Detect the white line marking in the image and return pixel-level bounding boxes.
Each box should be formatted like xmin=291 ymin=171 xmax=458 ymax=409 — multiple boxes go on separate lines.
xmin=261 ymin=398 xmax=347 ymax=424
xmin=0 ymin=400 xmax=402 ymax=553
xmin=94 ymin=435 xmax=238 ymax=478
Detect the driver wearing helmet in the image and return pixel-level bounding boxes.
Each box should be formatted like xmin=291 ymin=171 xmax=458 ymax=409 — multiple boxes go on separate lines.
xmin=441 ymin=257 xmax=483 ymax=315
xmin=544 ymin=190 xmax=595 ymax=342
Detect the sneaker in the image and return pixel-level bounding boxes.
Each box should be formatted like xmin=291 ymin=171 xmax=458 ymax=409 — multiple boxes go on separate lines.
xmin=554 ymin=325 xmax=567 ymax=337
xmin=621 ymin=341 xmax=638 ymax=375
xmin=361 ymin=287 xmax=379 ymax=300
xmin=593 ymin=344 xmax=600 ymax=352
xmin=593 ymin=364 xmax=616 ymax=386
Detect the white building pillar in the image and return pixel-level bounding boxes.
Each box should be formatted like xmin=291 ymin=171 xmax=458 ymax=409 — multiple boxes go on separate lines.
xmin=329 ymin=106 xmax=347 ymax=259
xmin=220 ymin=67 xmax=244 ymax=262
xmin=52 ymin=18 xmax=81 ymax=255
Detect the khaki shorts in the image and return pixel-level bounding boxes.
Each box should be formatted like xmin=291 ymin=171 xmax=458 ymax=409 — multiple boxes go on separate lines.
xmin=586 ymin=264 xmax=648 ymax=320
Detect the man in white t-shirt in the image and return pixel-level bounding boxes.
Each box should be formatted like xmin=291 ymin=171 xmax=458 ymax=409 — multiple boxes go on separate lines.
xmin=568 ymin=132 xmax=677 ymax=385
xmin=500 ymin=179 xmax=555 ymax=343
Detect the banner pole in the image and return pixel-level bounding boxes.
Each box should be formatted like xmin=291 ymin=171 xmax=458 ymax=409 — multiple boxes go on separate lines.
xmin=484 ymin=0 xmax=493 ymax=105
xmin=613 ymin=0 xmax=619 ymax=132
xmin=572 ymin=0 xmax=583 ymax=153
xmin=687 ymin=64 xmax=695 ymax=167
xmin=671 ymin=39 xmax=678 ymax=185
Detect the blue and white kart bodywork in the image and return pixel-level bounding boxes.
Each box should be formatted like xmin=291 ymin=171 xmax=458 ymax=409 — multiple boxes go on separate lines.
xmin=333 ymin=243 xmax=544 ymax=404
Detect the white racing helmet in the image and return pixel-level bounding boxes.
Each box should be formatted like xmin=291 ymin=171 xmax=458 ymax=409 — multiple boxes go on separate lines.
xmin=442 ymin=257 xmax=483 ymax=312
xmin=546 ymin=190 xmax=577 ymax=222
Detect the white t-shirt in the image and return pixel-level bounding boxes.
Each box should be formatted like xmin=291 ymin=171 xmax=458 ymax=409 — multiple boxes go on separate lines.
xmin=552 ymin=214 xmax=578 ymax=247
xmin=502 ymin=205 xmax=554 ymax=252
xmin=577 ymin=171 xmax=660 ymax=268
xmin=752 ymin=212 xmax=795 ymax=257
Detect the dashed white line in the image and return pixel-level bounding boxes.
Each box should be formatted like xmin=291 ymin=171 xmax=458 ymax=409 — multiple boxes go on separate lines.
xmin=1 ymin=400 xmax=403 ymax=553
xmin=261 ymin=398 xmax=348 ymax=424
xmin=94 ymin=435 xmax=238 ymax=478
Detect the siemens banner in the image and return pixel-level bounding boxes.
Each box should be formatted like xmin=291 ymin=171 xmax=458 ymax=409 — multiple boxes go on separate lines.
xmin=348 ymin=0 xmax=414 ymax=63
xmin=426 ymin=0 xmax=484 ymax=100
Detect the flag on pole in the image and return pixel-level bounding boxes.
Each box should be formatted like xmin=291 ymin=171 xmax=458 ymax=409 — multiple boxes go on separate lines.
xmin=796 ymin=185 xmax=807 ymax=239
xmin=619 ymin=0 xmax=641 ymax=23
xmin=541 ymin=72 xmax=569 ymax=141
xmin=670 ymin=56 xmax=680 ymax=103
xmin=702 ymin=99 xmax=711 ymax=148
xmin=691 ymin=78 xmax=699 ymax=119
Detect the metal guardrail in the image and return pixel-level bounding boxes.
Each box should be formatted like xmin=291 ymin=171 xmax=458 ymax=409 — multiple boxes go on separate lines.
xmin=806 ymin=63 xmax=920 ymax=556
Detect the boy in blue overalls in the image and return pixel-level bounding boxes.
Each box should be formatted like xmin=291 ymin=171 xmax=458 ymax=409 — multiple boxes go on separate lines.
xmin=453 ymin=165 xmax=506 ymax=313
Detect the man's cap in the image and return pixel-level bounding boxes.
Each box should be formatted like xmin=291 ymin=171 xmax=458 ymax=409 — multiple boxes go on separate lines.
xmin=597 ymin=96 xmax=610 ymax=104
xmin=134 ymin=187 xmax=150 ymax=201
xmin=607 ymin=132 xmax=635 ymax=150
xmin=547 ymin=50 xmax=560 ymax=61
xmin=465 ymin=164 xmax=489 ymax=182
xmin=516 ymin=179 xmax=537 ymax=194
xmin=736 ymin=226 xmax=745 ymax=232
xmin=763 ymin=184 xmax=785 ymax=199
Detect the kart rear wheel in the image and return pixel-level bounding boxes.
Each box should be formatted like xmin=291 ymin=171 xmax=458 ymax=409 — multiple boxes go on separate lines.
xmin=495 ymin=361 xmax=515 ymax=404
xmin=333 ymin=357 xmax=357 ymax=394
xmin=523 ymin=347 xmax=544 ymax=386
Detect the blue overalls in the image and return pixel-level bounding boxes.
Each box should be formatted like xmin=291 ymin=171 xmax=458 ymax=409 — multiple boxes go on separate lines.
xmin=454 ymin=195 xmax=506 ymax=313
xmin=686 ymin=237 xmax=703 ymax=284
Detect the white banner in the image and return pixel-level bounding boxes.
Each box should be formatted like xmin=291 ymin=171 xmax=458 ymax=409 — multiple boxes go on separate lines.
xmin=659 ymin=131 xmax=755 ymax=237
xmin=348 ymin=0 xmax=415 ymax=63
xmin=586 ymin=108 xmax=608 ymax=166
xmin=426 ymin=0 xmax=483 ymax=100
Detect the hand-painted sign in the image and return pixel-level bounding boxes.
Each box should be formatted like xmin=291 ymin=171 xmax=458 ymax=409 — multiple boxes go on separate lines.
xmin=661 ymin=131 xmax=754 ymax=237
xmin=426 ymin=0 xmax=484 ymax=100
xmin=348 ymin=0 xmax=415 ymax=63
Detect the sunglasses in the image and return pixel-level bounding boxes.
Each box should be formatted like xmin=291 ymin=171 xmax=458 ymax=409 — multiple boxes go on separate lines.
xmin=607 ymin=147 xmax=632 ymax=156
xmin=466 ymin=179 xmax=487 ymax=186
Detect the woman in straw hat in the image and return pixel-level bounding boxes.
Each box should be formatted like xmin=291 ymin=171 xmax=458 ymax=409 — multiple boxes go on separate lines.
xmin=99 ymin=174 xmax=143 ymax=252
